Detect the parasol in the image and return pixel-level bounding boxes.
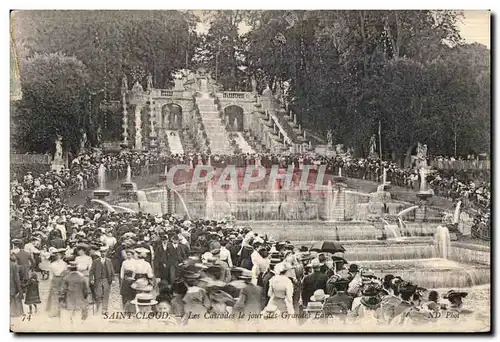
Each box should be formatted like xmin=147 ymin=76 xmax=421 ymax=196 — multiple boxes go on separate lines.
xmin=310 ymin=241 xmax=346 ymax=254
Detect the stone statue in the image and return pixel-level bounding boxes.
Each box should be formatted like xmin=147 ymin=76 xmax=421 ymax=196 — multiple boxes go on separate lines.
xmin=369 ymin=134 xmax=377 ymax=155
xmin=251 ymin=76 xmax=257 ymax=93
xmin=326 ymin=129 xmax=334 ymax=147
xmin=54 ymin=135 xmax=63 ymax=161
xmin=275 ymin=82 xmax=283 ymax=100
xmin=132 ymin=81 xmax=144 ymax=93
xmin=346 ymin=147 xmax=354 ymax=158
xmin=417 ymin=142 xmax=428 ymax=160
xmin=51 ymin=135 xmax=64 ymax=171
xmin=146 ymin=73 xmax=153 ymax=91
xmin=80 ymin=129 xmax=87 ymax=151
xmin=97 ymin=127 xmax=103 ymax=147
xmin=121 ymin=75 xmax=128 ymax=90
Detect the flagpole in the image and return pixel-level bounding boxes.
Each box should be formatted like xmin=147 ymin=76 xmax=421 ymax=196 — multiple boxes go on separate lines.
xmin=378 ymin=120 xmax=383 ymax=161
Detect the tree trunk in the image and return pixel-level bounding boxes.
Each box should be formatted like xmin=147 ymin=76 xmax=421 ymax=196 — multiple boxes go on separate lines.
xmin=404 ymin=142 xmax=417 ymax=168
xmin=394 ymin=11 xmax=401 ymax=59
xmin=359 ymin=11 xmax=368 ymax=77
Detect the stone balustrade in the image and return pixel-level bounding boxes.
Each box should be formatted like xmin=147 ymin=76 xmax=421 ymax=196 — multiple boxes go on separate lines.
xmin=430 ymin=159 xmax=490 ymax=170
xmin=158 ymin=89 xmax=173 ymax=97
xmin=222 ymin=91 xmax=248 ymax=99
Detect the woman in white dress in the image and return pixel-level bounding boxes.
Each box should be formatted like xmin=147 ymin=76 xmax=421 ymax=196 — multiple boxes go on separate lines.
xmin=132 ymin=247 xmax=154 ymax=281
xmin=45 ymin=249 xmax=68 ymax=318
xmin=74 ymin=244 xmax=92 ymax=284
xmin=120 ymin=249 xmax=137 ymax=308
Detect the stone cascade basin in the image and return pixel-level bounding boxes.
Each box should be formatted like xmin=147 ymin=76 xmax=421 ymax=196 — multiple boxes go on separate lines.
xmin=177 ymin=201 xmax=320 ymax=221
xmin=354 ymin=258 xmax=490 ymax=289
xmin=246 ymin=221 xmax=444 ymax=241
xmin=343 ymin=244 xmax=438 ymax=261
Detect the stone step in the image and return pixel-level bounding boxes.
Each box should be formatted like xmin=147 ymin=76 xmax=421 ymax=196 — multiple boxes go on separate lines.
xmin=198 ymin=105 xmax=218 ymax=111
xmin=196 ymin=98 xmax=215 ymax=104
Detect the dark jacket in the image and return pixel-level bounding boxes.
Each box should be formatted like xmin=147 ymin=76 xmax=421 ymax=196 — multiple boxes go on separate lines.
xmin=154 ymin=243 xmax=189 ymax=279
xmin=60 ymin=271 xmax=90 ymax=310
xmin=233 ymin=283 xmax=264 ymax=314
xmin=261 ymin=270 xmax=275 ymax=305
xmin=89 ymin=258 xmax=114 ymax=285
xmin=301 ymin=271 xmax=328 ymax=306
xmin=154 ymin=244 xmax=170 ymax=280
xmin=49 ymin=237 xmax=66 ymax=249
xmin=15 ymin=250 xmax=35 ymax=268
xmin=229 ymin=244 xmax=241 ymax=267
xmin=10 ymin=262 xmax=22 ymax=296
xmin=323 ymin=292 xmax=353 ymax=315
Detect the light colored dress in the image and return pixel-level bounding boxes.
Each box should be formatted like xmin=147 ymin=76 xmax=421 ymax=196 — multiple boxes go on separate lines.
xmin=46 ymin=260 xmax=68 ymax=317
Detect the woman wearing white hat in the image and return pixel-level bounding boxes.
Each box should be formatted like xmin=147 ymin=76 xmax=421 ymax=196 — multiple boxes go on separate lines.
xmin=120 ymin=249 xmax=138 ymax=309
xmin=267 ymin=262 xmax=295 ymax=315
xmin=131 ymin=247 xmax=155 ymax=291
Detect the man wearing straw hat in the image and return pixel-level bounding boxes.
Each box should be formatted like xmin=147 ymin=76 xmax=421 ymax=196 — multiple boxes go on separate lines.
xmin=301 ymin=259 xmax=328 ymax=308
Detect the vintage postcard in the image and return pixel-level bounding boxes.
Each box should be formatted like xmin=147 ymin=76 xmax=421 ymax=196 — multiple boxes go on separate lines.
xmin=9 ymin=10 xmax=491 ymax=333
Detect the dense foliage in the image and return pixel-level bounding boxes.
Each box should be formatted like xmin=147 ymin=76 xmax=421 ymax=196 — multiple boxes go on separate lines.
xmin=13 ymin=53 xmax=89 ymax=154
xmin=11 ymin=10 xmax=490 ymax=161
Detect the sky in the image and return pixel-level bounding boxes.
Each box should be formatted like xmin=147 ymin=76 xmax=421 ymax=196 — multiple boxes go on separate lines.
xmin=458 ymin=10 xmax=490 ymax=48
xmin=196 ymin=10 xmax=490 ymax=49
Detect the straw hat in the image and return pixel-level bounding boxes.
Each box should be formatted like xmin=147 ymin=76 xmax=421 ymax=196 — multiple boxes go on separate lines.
xmin=297 ymin=252 xmax=314 ymax=262
xmin=307 ymin=259 xmax=321 ymax=269
xmin=200 ymin=277 xmax=226 ymax=288
xmin=134 ymin=247 xmax=150 ymax=255
xmin=131 ymin=278 xmax=154 ymax=292
xmin=238 ymin=269 xmax=253 ymax=280
xmin=131 ymin=293 xmax=158 ymax=306
xmin=201 ymin=252 xmax=216 ymax=263
xmin=304 ymin=301 xmax=324 ymax=312
xmin=53 ymin=248 xmax=67 ymax=255
xmin=443 ymin=290 xmax=468 ymax=299
xmin=262 ymin=304 xmax=279 ymax=313
xmin=209 ymin=290 xmax=236 ymax=305
xmin=75 ymin=243 xmax=90 ymax=252
xmin=310 ymin=289 xmax=330 ymax=302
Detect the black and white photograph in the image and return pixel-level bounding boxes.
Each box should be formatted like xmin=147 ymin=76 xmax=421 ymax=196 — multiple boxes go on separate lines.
xmin=9 ymin=9 xmax=491 ymax=333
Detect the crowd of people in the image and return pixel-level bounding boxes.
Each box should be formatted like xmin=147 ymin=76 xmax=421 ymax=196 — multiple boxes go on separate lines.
xmin=11 ymin=210 xmax=473 ymax=327
xmin=11 ymin=150 xmax=490 ymax=214
xmin=10 ymin=149 xmax=483 ymax=328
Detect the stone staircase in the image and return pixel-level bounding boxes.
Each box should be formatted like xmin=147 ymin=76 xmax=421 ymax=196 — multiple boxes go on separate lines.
xmin=179 ymin=130 xmax=196 ymax=154
xmin=165 ymin=130 xmax=184 ymax=155
xmin=196 ymin=94 xmax=233 ymax=154
xmin=243 ymin=130 xmax=266 ymax=153
xmin=330 ymin=190 xmax=346 ymax=221
xmin=234 ymin=132 xmax=255 ymax=154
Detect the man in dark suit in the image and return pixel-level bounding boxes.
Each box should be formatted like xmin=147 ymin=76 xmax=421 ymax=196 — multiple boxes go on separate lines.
xmin=13 ymin=240 xmax=35 ymax=282
xmin=89 ymin=251 xmax=114 ymax=314
xmin=10 ymin=254 xmax=24 ymax=317
xmin=153 ymin=234 xmax=170 ymax=284
xmin=323 ymin=279 xmax=353 ymax=317
xmin=49 ymin=230 xmax=66 ymax=249
xmin=60 ymin=261 xmax=90 ymax=323
xmin=301 ymin=260 xmax=328 ymax=308
xmin=164 ymin=235 xmax=188 ymax=284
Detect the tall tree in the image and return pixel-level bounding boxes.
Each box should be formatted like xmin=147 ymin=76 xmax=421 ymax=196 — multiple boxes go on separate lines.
xmin=14 ymin=53 xmax=89 ymax=154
